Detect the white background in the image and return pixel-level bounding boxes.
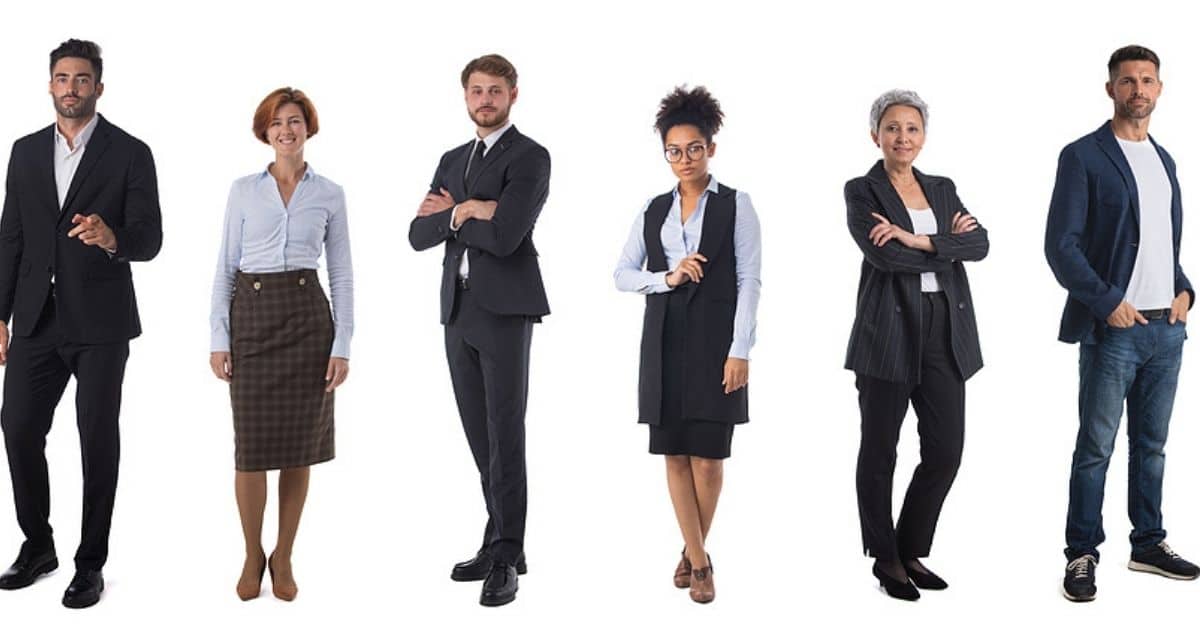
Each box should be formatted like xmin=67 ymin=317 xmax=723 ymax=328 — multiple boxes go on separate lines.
xmin=1 ymin=0 xmax=1198 ymax=625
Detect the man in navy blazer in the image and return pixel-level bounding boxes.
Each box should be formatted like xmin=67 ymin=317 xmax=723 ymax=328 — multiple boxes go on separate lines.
xmin=1046 ymin=45 xmax=1199 ymax=603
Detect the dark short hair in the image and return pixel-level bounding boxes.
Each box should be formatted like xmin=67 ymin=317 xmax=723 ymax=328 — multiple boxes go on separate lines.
xmin=461 ymin=54 xmax=518 ymax=88
xmin=252 ymin=87 xmax=319 ymax=144
xmin=50 ymin=39 xmax=103 ymax=82
xmin=1108 ymin=45 xmax=1160 ymax=80
xmin=654 ymin=85 xmax=724 ymax=142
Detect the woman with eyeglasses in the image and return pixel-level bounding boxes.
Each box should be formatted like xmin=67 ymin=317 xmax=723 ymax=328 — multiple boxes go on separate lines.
xmin=614 ymin=85 xmax=762 ymax=604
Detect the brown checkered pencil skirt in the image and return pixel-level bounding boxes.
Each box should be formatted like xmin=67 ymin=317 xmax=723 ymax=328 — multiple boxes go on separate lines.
xmin=229 ymin=269 xmax=335 ymax=471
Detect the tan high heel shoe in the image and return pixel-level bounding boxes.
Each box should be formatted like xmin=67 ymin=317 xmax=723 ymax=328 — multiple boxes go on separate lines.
xmin=674 ymin=548 xmax=692 ymax=588
xmin=236 ymin=551 xmax=266 ymax=601
xmin=689 ymin=554 xmax=714 ymax=604
xmin=268 ymin=552 xmax=298 ymax=601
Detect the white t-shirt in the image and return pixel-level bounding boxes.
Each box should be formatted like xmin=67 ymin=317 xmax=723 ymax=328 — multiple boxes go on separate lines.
xmin=1118 ymin=137 xmax=1174 ymax=310
xmin=907 ymin=208 xmax=941 ymax=292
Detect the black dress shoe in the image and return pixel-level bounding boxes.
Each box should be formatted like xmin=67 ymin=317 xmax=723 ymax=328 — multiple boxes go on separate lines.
xmin=479 ymin=562 xmax=518 ymax=607
xmin=0 ymin=549 xmax=58 ymax=590
xmin=451 ymin=550 xmax=528 ymax=582
xmin=904 ymin=560 xmax=949 ymax=590
xmin=62 ymin=570 xmax=104 ymax=609
xmin=872 ymin=563 xmax=920 ymax=601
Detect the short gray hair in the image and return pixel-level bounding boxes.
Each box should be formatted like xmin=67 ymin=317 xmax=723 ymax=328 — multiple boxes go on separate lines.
xmin=869 ymin=89 xmax=929 ymax=132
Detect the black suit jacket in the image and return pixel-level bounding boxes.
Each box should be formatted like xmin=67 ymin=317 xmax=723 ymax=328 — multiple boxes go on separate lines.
xmin=408 ymin=126 xmax=551 ymax=323
xmin=0 ymin=114 xmax=162 ymax=343
xmin=844 ymin=161 xmax=988 ymax=384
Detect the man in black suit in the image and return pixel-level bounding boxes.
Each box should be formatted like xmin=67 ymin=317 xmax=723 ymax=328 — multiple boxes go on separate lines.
xmin=408 ymin=53 xmax=550 ymax=607
xmin=0 ymin=39 xmax=162 ymax=609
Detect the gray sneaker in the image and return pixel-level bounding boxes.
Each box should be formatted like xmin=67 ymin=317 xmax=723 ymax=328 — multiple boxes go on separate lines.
xmin=1062 ymin=555 xmax=1097 ymax=602
xmin=1129 ymin=542 xmax=1200 ymax=580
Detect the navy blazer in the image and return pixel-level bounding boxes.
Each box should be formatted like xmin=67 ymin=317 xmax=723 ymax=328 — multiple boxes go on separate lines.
xmin=1045 ymin=121 xmax=1193 ymax=344
xmin=408 ymin=125 xmax=551 ymax=324
xmin=845 ymin=161 xmax=988 ymax=384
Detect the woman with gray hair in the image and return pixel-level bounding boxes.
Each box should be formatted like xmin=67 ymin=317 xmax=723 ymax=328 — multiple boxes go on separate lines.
xmin=844 ymin=89 xmax=988 ymax=600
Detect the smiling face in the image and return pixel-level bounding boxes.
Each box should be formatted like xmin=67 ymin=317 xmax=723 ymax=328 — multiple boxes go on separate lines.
xmin=267 ymin=102 xmax=308 ymax=157
xmin=664 ymin=124 xmax=716 ymax=187
xmin=49 ymin=56 xmax=102 ymax=120
xmin=464 ymin=71 xmax=517 ymax=132
xmin=871 ymin=105 xmax=925 ymax=168
xmin=1107 ymin=60 xmax=1161 ymax=121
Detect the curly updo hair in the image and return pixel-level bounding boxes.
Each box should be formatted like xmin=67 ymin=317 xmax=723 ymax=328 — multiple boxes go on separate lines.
xmin=654 ymin=85 xmax=724 ymax=142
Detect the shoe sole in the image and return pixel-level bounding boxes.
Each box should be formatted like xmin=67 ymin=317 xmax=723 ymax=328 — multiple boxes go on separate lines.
xmin=479 ymin=583 xmax=518 ymax=607
xmin=1060 ymin=583 xmax=1096 ymax=602
xmin=1128 ymin=560 xmax=1200 ymax=580
xmin=62 ymin=581 xmax=104 ymax=609
xmin=0 ymin=558 xmax=59 ymax=591
xmin=451 ymin=562 xmax=527 ymax=582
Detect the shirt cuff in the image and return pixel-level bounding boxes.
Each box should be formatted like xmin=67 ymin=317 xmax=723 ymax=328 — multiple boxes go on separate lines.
xmin=646 ymin=271 xmax=673 ymax=294
xmin=727 ymin=340 xmax=751 ymax=360
xmin=331 ymin=332 xmax=352 ymax=360
xmin=449 ymin=205 xmax=462 ymax=232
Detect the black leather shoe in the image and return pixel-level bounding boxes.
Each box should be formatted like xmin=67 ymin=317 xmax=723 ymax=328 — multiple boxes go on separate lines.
xmin=0 ymin=549 xmax=58 ymax=590
xmin=904 ymin=559 xmax=949 ymax=590
xmin=479 ymin=562 xmax=518 ymax=607
xmin=62 ymin=571 xmax=104 ymax=609
xmin=872 ymin=562 xmax=919 ymax=601
xmin=451 ymin=550 xmax=528 ymax=582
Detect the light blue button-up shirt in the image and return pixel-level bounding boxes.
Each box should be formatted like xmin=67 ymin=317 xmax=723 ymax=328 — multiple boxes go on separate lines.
xmin=210 ymin=165 xmax=354 ymax=358
xmin=614 ymin=176 xmax=762 ymax=359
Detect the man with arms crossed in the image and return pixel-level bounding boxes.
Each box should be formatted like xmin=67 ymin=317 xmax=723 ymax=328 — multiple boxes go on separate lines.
xmin=408 ymin=54 xmax=550 ymax=607
xmin=0 ymin=39 xmax=162 ymax=609
xmin=1047 ymin=44 xmax=1198 ymax=602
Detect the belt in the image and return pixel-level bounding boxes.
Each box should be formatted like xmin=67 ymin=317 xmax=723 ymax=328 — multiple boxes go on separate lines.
xmin=457 ymin=277 xmax=470 ymax=291
xmin=1139 ymin=308 xmax=1171 ymax=320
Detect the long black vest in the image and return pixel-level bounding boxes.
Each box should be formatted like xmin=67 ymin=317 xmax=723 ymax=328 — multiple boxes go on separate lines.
xmin=637 ymin=184 xmax=749 ymax=425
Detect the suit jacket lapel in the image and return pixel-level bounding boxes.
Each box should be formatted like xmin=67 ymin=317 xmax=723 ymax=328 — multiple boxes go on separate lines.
xmin=1151 ymin=136 xmax=1183 ymax=246
xmin=448 ymin=141 xmax=472 ymax=202
xmin=914 ymin=169 xmax=950 ymax=234
xmin=1094 ymin=122 xmax=1140 ymax=226
xmin=865 ymin=161 xmax=915 ymax=231
xmin=465 ymin=126 xmax=520 ymax=193
xmin=59 ymin=117 xmax=112 ymax=221
xmin=38 ymin=127 xmax=59 ymax=217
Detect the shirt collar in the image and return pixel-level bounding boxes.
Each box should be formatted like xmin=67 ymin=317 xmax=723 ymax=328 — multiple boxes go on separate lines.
xmin=476 ymin=119 xmax=514 ymax=151
xmin=53 ymin=114 xmax=99 ymax=152
xmin=672 ymin=174 xmax=720 ymax=198
xmin=259 ymin=162 xmax=315 ymax=181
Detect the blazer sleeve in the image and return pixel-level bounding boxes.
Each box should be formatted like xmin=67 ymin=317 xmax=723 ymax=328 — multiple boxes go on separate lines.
xmin=845 ymin=178 xmax=952 ymax=274
xmin=0 ymin=144 xmax=23 ymax=323
xmin=111 ymin=139 xmax=163 ymax=263
xmin=1044 ymin=144 xmax=1124 ymax=321
xmin=408 ymin=152 xmax=455 ymax=251
xmin=929 ymin=179 xmax=989 ymax=262
xmin=455 ymin=145 xmax=551 ymax=258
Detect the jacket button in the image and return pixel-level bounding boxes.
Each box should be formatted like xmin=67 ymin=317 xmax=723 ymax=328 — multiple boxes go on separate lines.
xmin=299 ymin=277 xmax=307 ymax=286
xmin=958 ymin=302 xmax=966 ymax=310
xmin=894 ymin=306 xmax=902 ymax=313
xmin=253 ymin=281 xmax=262 ymax=290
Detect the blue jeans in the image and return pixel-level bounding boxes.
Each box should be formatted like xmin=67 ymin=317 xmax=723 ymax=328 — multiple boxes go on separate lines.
xmin=1065 ymin=318 xmax=1186 ymax=561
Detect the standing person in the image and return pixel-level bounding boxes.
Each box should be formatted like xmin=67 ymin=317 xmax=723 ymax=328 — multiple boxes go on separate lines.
xmin=209 ymin=87 xmax=353 ymax=602
xmin=408 ymin=53 xmax=550 ymax=608
xmin=0 ymin=39 xmax=162 ymax=609
xmin=845 ymin=89 xmax=988 ymax=601
xmin=1047 ymin=45 xmax=1199 ymax=603
xmin=614 ymin=86 xmax=761 ymax=605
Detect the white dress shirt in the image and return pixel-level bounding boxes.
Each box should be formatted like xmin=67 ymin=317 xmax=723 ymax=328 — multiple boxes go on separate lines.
xmin=450 ymin=119 xmax=514 ymax=279
xmin=53 ymin=114 xmax=99 ymax=209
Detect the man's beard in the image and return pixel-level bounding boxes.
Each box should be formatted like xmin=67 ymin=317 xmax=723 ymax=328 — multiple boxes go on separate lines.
xmin=470 ymin=106 xmax=509 ymax=129
xmin=55 ymin=93 xmax=97 ymax=119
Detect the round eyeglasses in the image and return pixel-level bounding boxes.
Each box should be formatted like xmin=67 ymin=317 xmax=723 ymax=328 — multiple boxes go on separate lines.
xmin=664 ymin=143 xmax=708 ymax=163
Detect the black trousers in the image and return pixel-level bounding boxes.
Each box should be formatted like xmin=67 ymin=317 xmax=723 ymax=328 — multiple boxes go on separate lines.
xmin=1 ymin=296 xmax=128 ymax=571
xmin=444 ymin=286 xmax=532 ymax=564
xmin=855 ymin=292 xmax=964 ymax=562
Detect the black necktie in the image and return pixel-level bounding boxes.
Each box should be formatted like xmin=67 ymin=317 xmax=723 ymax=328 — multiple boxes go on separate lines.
xmin=463 ymin=140 xmax=486 ymax=186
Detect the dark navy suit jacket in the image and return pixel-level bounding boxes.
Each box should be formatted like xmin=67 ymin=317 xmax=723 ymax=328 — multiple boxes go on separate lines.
xmin=1045 ymin=121 xmax=1193 ymax=344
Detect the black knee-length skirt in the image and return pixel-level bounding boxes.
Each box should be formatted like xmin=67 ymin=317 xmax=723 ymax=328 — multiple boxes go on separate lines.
xmin=229 ymin=269 xmax=335 ymax=471
xmin=648 ymin=290 xmax=735 ymax=460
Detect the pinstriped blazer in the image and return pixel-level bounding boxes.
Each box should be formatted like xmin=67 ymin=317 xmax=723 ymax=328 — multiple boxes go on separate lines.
xmin=844 ymin=161 xmax=988 ymax=384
